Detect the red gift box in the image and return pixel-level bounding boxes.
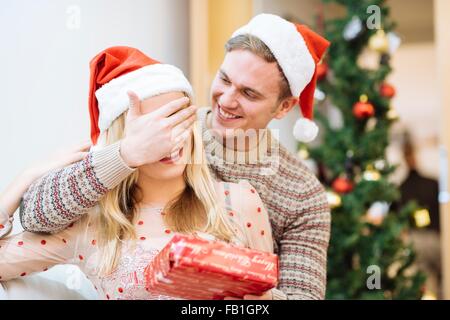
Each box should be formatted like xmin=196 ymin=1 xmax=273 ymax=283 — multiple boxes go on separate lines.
xmin=144 ymin=234 xmax=278 ymax=300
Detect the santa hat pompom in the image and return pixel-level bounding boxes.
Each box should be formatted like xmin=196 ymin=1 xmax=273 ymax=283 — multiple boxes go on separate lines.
xmin=293 ymin=118 xmax=319 ymax=143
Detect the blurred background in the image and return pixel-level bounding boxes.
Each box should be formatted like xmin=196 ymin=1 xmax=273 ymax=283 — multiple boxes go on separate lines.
xmin=0 ymin=0 xmax=448 ymax=300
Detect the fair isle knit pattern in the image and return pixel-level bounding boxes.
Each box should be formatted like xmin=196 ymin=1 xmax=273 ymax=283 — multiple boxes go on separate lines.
xmin=20 ymin=142 xmax=135 ymax=233
xmin=19 ymin=107 xmax=330 ymax=300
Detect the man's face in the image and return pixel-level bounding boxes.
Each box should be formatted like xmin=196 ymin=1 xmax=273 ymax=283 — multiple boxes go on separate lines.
xmin=210 ymin=49 xmax=287 ymax=138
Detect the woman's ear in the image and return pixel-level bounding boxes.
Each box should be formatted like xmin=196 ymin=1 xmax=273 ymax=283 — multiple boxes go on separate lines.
xmin=274 ymin=97 xmax=298 ymax=120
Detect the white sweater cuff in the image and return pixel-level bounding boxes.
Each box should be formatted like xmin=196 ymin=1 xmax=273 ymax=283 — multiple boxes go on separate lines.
xmin=91 ymin=141 xmax=136 ymax=190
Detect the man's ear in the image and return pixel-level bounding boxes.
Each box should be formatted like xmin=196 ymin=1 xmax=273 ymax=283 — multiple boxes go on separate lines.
xmin=274 ymin=97 xmax=298 ymax=120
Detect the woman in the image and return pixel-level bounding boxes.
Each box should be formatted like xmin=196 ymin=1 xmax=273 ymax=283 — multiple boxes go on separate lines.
xmin=0 ymin=46 xmax=273 ymax=300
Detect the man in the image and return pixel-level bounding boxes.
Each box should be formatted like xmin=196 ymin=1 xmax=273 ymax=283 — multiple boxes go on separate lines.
xmin=20 ymin=14 xmax=330 ymax=300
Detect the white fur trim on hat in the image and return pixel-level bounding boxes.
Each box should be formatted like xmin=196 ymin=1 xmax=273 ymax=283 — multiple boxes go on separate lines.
xmin=95 ymin=64 xmax=194 ymax=132
xmin=232 ymin=13 xmax=315 ymax=97
xmin=293 ymin=118 xmax=319 ymax=143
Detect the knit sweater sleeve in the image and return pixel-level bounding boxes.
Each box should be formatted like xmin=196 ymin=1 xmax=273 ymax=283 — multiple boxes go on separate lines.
xmin=278 ymin=178 xmax=330 ymax=300
xmin=19 ymin=142 xmax=135 ymax=233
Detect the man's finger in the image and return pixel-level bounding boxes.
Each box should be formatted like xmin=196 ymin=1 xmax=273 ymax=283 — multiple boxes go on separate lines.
xmin=72 ymin=141 xmax=92 ymax=153
xmin=127 ymin=90 xmax=142 ymax=118
xmin=166 ymin=105 xmax=197 ymax=128
xmin=152 ymin=97 xmax=190 ymax=119
xmin=170 ymin=134 xmax=189 ymax=155
xmin=172 ymin=114 xmax=196 ymax=136
xmin=68 ymin=152 xmax=89 ymax=164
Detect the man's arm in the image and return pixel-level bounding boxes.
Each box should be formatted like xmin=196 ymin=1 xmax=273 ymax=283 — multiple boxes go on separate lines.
xmin=278 ymin=180 xmax=331 ymax=300
xmin=20 ymin=92 xmax=197 ymax=233
xmin=20 ymin=142 xmax=135 ymax=233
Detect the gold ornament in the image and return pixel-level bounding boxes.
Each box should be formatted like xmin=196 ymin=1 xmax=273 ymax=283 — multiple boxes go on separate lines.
xmin=357 ymin=47 xmax=381 ymax=70
xmin=363 ymin=165 xmax=381 ymax=181
xmin=297 ymin=148 xmax=310 ymax=160
xmin=327 ymin=191 xmax=342 ymax=209
xmin=387 ymin=107 xmax=399 ymax=120
xmin=414 ymin=209 xmax=431 ymax=228
xmin=369 ymin=30 xmax=389 ymax=53
xmin=387 ymin=261 xmax=402 ymax=279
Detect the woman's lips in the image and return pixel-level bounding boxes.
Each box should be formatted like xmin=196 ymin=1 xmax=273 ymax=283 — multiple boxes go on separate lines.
xmin=159 ymin=147 xmax=183 ymax=164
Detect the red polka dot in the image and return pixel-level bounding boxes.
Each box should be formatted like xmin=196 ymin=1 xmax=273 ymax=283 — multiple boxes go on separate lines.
xmin=165 ymin=229 xmax=171 ymax=234
xmin=250 ymin=189 xmax=256 ymax=194
xmin=106 ymin=294 xmax=110 ymax=300
xmin=140 ymin=236 xmax=146 ymax=241
xmin=118 ymin=287 xmax=124 ymax=293
xmin=43 ymin=267 xmax=48 ymax=272
xmin=62 ymin=239 xmax=67 ymax=244
xmin=0 ymin=224 xmax=4 ymax=229
xmin=41 ymin=240 xmax=47 ymax=245
xmin=79 ymin=255 xmax=84 ymax=261
xmin=246 ymin=222 xmax=252 ymax=228
xmin=68 ymin=223 xmax=74 ymax=228
xmin=91 ymin=240 xmax=97 ymax=245
xmin=20 ymin=272 xmax=26 ymax=277
xmin=261 ymin=230 xmax=265 ymax=236
xmin=17 ymin=241 xmax=24 ymax=246
xmin=257 ymin=207 xmax=261 ymax=213
xmin=224 ymin=190 xmax=230 ymax=196
xmin=229 ymin=211 xmax=234 ymax=217
xmin=138 ymin=221 xmax=144 ymax=225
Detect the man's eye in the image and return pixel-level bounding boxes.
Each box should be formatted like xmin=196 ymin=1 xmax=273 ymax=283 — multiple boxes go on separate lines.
xmin=244 ymin=90 xmax=257 ymax=99
xmin=221 ymin=77 xmax=231 ymax=84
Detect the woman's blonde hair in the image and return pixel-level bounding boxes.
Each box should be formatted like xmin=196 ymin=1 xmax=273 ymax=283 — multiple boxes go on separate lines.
xmin=93 ymin=104 xmax=236 ymax=275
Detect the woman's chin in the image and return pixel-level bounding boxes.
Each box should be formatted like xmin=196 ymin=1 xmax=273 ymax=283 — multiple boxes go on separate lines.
xmin=138 ymin=163 xmax=186 ymax=181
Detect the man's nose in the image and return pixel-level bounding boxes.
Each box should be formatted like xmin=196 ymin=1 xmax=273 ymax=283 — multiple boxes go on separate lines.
xmin=219 ymin=87 xmax=239 ymax=109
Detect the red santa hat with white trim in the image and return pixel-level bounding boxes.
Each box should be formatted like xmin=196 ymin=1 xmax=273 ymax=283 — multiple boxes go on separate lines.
xmin=232 ymin=14 xmax=330 ymax=143
xmin=89 ymin=46 xmax=194 ymax=145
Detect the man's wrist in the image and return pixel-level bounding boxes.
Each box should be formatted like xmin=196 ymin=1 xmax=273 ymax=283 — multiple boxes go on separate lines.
xmin=119 ymin=139 xmax=138 ymax=168
xmin=92 ymin=141 xmax=136 ymax=190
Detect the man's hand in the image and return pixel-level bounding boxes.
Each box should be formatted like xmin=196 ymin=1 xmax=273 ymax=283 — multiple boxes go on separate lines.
xmin=224 ymin=290 xmax=273 ymax=300
xmin=23 ymin=141 xmax=91 ymax=182
xmin=120 ymin=91 xmax=197 ymax=168
xmin=0 ymin=141 xmax=92 ymax=222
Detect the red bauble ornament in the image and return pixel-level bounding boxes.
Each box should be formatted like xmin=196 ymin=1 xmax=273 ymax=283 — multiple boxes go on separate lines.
xmin=317 ymin=62 xmax=328 ymax=81
xmin=353 ymin=95 xmax=375 ymax=119
xmin=380 ymin=83 xmax=396 ymax=98
xmin=332 ymin=177 xmax=354 ymax=194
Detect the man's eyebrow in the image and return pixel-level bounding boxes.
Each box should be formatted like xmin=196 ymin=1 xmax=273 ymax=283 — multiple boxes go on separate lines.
xmin=219 ymin=69 xmax=265 ymax=98
xmin=241 ymin=86 xmax=264 ymax=98
xmin=219 ymin=70 xmax=229 ymax=79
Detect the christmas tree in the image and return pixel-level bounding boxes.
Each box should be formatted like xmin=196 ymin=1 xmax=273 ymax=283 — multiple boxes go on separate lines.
xmin=304 ymin=0 xmax=427 ymax=299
